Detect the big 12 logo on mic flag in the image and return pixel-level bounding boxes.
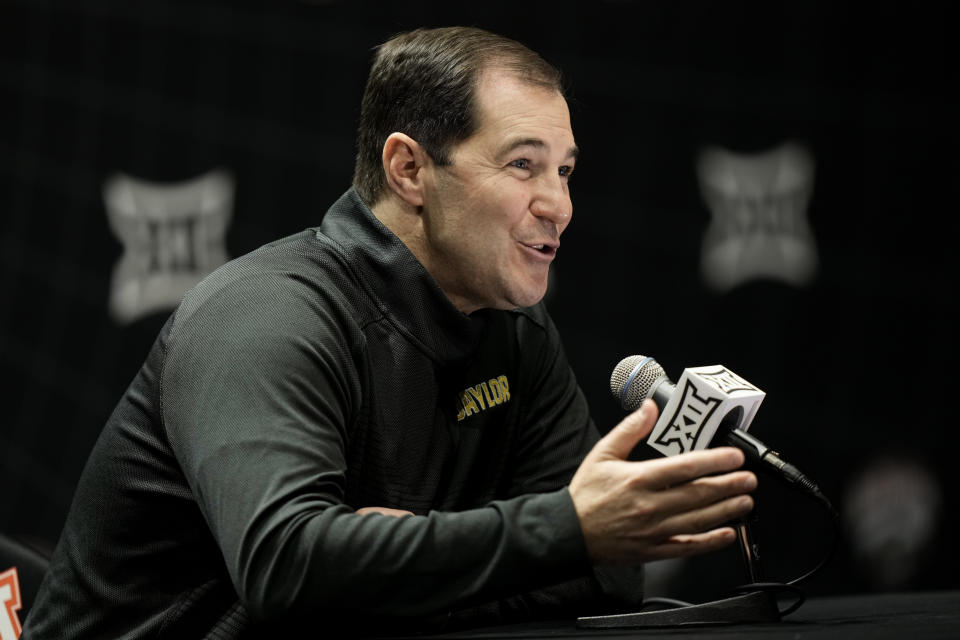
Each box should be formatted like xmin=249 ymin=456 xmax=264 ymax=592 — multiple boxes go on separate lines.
xmin=647 ymin=366 xmax=765 ymax=457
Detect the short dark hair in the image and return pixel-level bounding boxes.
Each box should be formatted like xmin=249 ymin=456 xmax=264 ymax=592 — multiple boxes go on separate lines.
xmin=352 ymin=26 xmax=564 ymax=206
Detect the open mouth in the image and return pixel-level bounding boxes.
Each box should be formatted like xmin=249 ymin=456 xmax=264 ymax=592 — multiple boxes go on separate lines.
xmin=522 ymin=242 xmax=558 ymax=258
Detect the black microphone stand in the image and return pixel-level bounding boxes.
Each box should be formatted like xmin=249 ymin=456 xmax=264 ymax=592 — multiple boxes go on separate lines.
xmin=577 ymin=507 xmax=780 ymax=629
xmin=736 ymin=508 xmax=764 ymax=584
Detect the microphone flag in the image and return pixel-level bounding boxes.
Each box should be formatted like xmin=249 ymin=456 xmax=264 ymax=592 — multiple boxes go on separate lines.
xmin=647 ymin=366 xmax=766 ymax=457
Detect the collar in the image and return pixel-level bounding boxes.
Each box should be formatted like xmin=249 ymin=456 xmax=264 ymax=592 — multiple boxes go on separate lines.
xmin=317 ymin=189 xmax=491 ymax=364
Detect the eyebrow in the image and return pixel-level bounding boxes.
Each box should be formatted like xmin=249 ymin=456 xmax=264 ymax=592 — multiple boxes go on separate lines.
xmin=495 ymin=137 xmax=579 ymax=162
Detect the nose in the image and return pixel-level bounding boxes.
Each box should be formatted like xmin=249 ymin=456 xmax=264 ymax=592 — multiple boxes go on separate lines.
xmin=530 ymin=173 xmax=573 ymax=229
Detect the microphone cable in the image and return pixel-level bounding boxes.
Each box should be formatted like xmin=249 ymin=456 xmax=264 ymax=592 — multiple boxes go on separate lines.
xmin=729 ymin=485 xmax=840 ymax=617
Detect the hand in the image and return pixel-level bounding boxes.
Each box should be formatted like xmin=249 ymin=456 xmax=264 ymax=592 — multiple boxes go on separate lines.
xmin=355 ymin=506 xmax=414 ymax=518
xmin=569 ymin=399 xmax=757 ymax=565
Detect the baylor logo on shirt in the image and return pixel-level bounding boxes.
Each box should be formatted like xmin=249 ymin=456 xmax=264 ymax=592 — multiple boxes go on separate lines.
xmin=455 ymin=375 xmax=511 ymax=422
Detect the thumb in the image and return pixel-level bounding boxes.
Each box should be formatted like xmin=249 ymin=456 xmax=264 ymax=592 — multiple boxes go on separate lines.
xmin=592 ymin=399 xmax=658 ymax=461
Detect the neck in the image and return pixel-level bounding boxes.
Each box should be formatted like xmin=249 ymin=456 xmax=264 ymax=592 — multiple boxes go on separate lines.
xmin=370 ymin=195 xmax=481 ymax=315
xmin=371 ymin=195 xmax=477 ymax=315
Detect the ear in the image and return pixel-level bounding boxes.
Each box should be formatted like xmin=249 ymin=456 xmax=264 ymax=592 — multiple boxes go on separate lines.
xmin=382 ymin=132 xmax=430 ymax=207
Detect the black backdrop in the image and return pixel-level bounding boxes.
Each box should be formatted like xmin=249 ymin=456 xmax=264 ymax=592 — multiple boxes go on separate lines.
xmin=1 ymin=0 xmax=956 ymax=605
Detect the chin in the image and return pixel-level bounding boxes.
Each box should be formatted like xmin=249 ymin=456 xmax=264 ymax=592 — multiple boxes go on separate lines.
xmin=507 ymin=286 xmax=548 ymax=310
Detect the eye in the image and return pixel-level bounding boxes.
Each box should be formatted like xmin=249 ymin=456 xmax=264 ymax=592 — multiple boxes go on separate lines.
xmin=509 ymin=158 xmax=530 ymax=170
xmin=559 ymin=165 xmax=574 ymax=179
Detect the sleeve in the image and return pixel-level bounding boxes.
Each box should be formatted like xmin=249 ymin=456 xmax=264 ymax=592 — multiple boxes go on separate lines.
xmin=160 ymin=273 xmax=591 ymax=624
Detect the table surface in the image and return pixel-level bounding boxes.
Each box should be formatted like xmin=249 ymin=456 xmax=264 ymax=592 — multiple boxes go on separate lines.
xmin=391 ymin=591 xmax=960 ymax=640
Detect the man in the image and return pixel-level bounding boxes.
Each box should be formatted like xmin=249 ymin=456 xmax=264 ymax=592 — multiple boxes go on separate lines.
xmin=24 ymin=27 xmax=755 ymax=638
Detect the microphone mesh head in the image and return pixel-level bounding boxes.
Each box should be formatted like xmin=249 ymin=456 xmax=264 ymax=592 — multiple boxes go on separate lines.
xmin=610 ymin=355 xmax=666 ymax=410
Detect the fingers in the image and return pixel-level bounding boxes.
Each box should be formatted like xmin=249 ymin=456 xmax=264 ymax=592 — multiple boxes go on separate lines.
xmin=624 ymin=495 xmax=753 ymax=563
xmin=652 ymin=493 xmax=754 ymax=540
xmin=633 ymin=446 xmax=747 ymax=490
xmin=591 ymin=399 xmax=658 ymax=461
xmin=642 ymin=527 xmax=740 ymax=561
xmin=656 ymin=470 xmax=757 ymax=516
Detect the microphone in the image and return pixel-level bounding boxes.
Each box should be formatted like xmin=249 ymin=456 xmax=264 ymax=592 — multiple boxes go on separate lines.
xmin=611 ymin=355 xmax=822 ymax=497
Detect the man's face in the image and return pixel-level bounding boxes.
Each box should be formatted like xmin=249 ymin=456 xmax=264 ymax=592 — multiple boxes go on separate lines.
xmin=419 ymin=68 xmax=577 ymax=314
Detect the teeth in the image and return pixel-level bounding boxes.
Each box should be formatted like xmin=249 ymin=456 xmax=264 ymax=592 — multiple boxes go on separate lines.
xmin=532 ymin=244 xmax=544 ymax=249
